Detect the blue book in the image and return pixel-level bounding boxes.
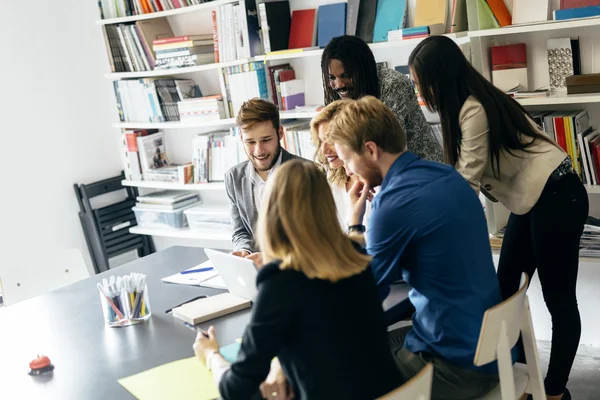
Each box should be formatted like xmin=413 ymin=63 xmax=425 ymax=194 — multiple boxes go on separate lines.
xmin=403 ymin=26 xmax=430 ymax=36
xmin=373 ymin=0 xmax=408 ymax=42
xmin=554 ymin=5 xmax=600 ymax=20
xmin=317 ymin=3 xmax=347 ymax=48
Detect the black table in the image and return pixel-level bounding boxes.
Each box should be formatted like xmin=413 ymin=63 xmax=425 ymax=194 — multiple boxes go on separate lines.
xmin=0 ymin=246 xmax=409 ymax=399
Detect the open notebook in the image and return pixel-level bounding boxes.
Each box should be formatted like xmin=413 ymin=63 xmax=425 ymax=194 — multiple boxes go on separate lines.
xmin=161 ymin=260 xmax=226 ymax=289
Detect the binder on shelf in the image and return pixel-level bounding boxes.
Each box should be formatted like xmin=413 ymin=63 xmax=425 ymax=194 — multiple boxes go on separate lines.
xmin=317 ymin=3 xmax=347 ymax=48
xmin=372 ymin=0 xmax=408 ymax=42
xmin=258 ymin=0 xmax=292 ymax=54
xmin=289 ymin=9 xmax=317 ymax=49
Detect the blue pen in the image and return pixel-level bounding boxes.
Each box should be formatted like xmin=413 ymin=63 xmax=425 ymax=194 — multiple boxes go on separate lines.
xmin=180 ymin=267 xmax=214 ymax=275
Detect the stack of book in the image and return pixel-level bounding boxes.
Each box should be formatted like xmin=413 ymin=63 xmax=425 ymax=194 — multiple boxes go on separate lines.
xmin=192 ymin=130 xmax=246 ymax=183
xmin=99 ymin=0 xmax=214 ymax=19
xmin=280 ymin=79 xmax=305 ymax=111
xmin=580 ymin=217 xmax=600 ymax=258
xmin=153 ymin=34 xmax=215 ymax=70
xmin=178 ymin=95 xmax=226 ymax=122
xmin=136 ymin=191 xmax=200 ymax=212
xmin=280 ymin=121 xmax=313 ymax=160
xmin=218 ymin=62 xmax=269 ymax=118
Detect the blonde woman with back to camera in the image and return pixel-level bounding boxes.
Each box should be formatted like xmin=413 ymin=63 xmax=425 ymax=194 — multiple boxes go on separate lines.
xmin=193 ymin=159 xmax=401 ymax=400
xmin=311 ymin=103 xmax=374 ymax=228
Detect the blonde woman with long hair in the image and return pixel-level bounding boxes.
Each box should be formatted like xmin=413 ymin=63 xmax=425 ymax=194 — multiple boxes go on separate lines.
xmin=193 ymin=159 xmax=401 ymax=400
xmin=311 ymin=103 xmax=374 ymax=228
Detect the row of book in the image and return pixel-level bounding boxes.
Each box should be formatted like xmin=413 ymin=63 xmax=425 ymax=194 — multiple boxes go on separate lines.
xmin=99 ymin=0 xmax=213 ymax=19
xmin=122 ymin=130 xmax=194 ymax=183
xmin=531 ymin=110 xmax=600 ymax=186
xmin=113 ymin=78 xmax=200 ymax=122
xmin=153 ymin=34 xmax=215 ymax=70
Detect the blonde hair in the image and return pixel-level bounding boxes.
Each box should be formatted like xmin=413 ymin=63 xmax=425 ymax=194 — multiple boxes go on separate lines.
xmin=328 ymin=96 xmax=406 ymax=154
xmin=256 ymin=159 xmax=371 ymax=282
xmin=310 ymin=102 xmax=349 ymax=188
xmin=236 ymin=98 xmax=280 ymax=131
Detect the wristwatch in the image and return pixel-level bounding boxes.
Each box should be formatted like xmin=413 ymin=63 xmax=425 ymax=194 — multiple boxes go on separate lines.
xmin=348 ymin=224 xmax=366 ymax=234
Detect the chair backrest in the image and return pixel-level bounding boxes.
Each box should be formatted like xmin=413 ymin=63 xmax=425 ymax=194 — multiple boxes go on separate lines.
xmin=473 ymin=273 xmax=546 ymax=400
xmin=377 ymin=363 xmax=433 ymax=400
xmin=0 ymin=248 xmax=89 ymax=306
xmin=474 ymin=273 xmax=529 ymax=366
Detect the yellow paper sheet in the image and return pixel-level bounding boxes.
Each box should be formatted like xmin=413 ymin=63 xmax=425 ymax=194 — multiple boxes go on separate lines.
xmin=118 ymin=357 xmax=219 ymax=400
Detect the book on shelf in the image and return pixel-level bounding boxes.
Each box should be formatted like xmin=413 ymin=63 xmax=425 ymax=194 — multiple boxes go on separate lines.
xmin=135 ymin=196 xmax=200 ymax=211
xmin=99 ymin=0 xmax=216 ymax=20
xmin=466 ymin=0 xmax=500 ymax=31
xmin=113 ymin=78 xmax=193 ymax=122
xmin=137 ymin=131 xmax=169 ymax=174
xmin=280 ymin=79 xmax=305 ymax=111
xmin=218 ymin=62 xmax=269 ymax=118
xmin=560 ymin=0 xmax=600 ymax=8
xmin=566 ymin=73 xmax=600 ymax=95
xmin=372 ymin=0 xmax=408 ymax=42
xmin=178 ymin=95 xmax=226 ymax=122
xmin=414 ymin=0 xmax=448 ymax=32
xmin=355 ymin=0 xmax=378 ymax=43
xmin=512 ymin=0 xmax=549 ymax=25
xmin=289 ymin=9 xmax=317 ymax=49
xmin=491 ymin=43 xmax=528 ymax=93
xmin=280 ymin=121 xmax=313 ymax=160
xmin=451 ymin=0 xmax=469 ymax=33
xmin=318 ymin=3 xmax=347 ymax=48
xmin=258 ymin=0 xmax=292 ymax=54
xmin=143 ymin=163 xmax=194 ymax=183
xmin=121 ymin=129 xmax=158 ymax=180
xmin=103 ymin=18 xmax=174 ymax=73
xmin=547 ymin=38 xmax=581 ymax=92
xmin=554 ymin=5 xmax=600 ymax=20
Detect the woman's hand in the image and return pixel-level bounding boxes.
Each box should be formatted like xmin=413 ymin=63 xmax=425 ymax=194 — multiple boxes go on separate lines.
xmin=193 ymin=326 xmax=220 ymax=365
xmin=259 ymin=359 xmax=294 ymax=400
xmin=231 ymin=250 xmax=250 ymax=258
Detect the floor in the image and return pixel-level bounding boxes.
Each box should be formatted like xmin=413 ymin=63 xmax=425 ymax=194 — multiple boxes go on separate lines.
xmin=538 ymin=341 xmax=600 ymax=399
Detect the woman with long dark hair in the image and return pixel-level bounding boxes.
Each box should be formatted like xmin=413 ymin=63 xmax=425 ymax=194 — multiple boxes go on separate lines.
xmin=409 ymin=35 xmax=588 ymax=400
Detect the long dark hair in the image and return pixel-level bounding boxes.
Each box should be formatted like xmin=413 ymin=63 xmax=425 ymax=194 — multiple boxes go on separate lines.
xmin=321 ymin=35 xmax=380 ymax=105
xmin=408 ymin=36 xmax=557 ymax=176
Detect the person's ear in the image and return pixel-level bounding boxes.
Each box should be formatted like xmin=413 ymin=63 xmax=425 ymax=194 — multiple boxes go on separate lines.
xmin=277 ymin=125 xmax=284 ymax=140
xmin=363 ymin=142 xmax=380 ymax=161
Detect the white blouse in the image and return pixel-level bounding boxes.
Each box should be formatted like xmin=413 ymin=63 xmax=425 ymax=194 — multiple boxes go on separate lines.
xmin=330 ymin=183 xmax=372 ymax=228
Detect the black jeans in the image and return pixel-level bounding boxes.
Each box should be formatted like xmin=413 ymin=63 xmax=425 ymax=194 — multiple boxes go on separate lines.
xmin=497 ymin=173 xmax=588 ymax=396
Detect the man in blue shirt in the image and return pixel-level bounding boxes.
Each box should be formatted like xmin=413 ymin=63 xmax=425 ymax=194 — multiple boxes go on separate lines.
xmin=327 ymin=96 xmax=502 ymax=399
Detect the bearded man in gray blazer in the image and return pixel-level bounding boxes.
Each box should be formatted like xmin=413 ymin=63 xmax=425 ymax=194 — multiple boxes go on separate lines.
xmin=225 ymin=99 xmax=299 ymax=258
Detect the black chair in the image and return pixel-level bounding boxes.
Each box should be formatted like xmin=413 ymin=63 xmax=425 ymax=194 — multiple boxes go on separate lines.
xmin=74 ymin=172 xmax=155 ymax=274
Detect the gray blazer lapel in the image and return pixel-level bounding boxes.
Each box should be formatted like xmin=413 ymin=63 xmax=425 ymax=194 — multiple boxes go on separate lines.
xmin=242 ymin=163 xmax=257 ymax=233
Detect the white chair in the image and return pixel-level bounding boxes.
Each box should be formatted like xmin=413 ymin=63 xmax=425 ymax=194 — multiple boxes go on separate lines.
xmin=474 ymin=273 xmax=546 ymax=400
xmin=377 ymin=363 xmax=433 ymax=400
xmin=0 ymin=248 xmax=89 ymax=306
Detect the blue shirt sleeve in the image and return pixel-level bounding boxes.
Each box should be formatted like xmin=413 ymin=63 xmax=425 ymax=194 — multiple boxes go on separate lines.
xmin=367 ymin=195 xmax=415 ymax=300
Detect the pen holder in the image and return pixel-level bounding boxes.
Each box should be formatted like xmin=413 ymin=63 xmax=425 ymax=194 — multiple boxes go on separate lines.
xmin=98 ymin=273 xmax=151 ymax=327
xmin=126 ymin=283 xmax=152 ymax=322
xmin=99 ymin=288 xmax=132 ymax=327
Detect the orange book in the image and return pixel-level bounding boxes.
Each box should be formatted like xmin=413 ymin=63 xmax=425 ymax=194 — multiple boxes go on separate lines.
xmin=485 ymin=0 xmax=512 ymax=26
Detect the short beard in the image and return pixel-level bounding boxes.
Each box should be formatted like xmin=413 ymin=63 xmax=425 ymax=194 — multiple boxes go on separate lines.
xmin=361 ymin=157 xmax=383 ymax=188
xmin=251 ymin=143 xmax=282 ymax=172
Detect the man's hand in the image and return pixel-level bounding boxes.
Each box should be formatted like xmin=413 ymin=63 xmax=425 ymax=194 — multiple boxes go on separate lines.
xmin=231 ymin=250 xmax=250 ymax=258
xmin=348 ymin=179 xmax=372 ymax=226
xmin=259 ymin=359 xmax=293 ymax=400
xmin=245 ymin=252 xmax=264 ymax=268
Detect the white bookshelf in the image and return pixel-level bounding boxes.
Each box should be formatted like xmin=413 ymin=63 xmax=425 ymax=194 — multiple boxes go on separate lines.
xmin=101 ymin=0 xmax=600 ymax=243
xmin=114 ymin=110 xmax=317 ymax=130
xmin=129 ymin=226 xmax=233 ymax=248
xmin=123 ymin=180 xmax=225 ymax=191
xmin=468 ymin=16 xmax=600 ymax=38
xmin=96 ymin=0 xmax=238 ymax=25
xmin=105 ymin=58 xmax=253 ymax=80
xmin=516 ymin=93 xmax=600 ymax=106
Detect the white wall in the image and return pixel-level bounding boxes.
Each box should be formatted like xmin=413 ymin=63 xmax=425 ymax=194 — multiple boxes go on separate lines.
xmin=0 ymin=1 xmax=123 ymax=280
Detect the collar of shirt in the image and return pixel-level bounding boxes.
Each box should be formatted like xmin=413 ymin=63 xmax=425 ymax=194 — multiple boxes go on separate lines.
xmin=380 ymin=152 xmax=419 ymax=192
